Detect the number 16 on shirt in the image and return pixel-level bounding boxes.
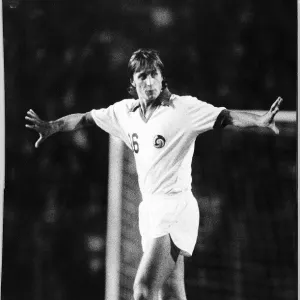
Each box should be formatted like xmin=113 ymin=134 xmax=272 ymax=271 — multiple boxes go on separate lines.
xmin=128 ymin=133 xmax=139 ymax=154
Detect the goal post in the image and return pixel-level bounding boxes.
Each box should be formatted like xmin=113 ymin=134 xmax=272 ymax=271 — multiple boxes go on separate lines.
xmin=105 ymin=136 xmax=124 ymax=300
xmin=232 ymin=110 xmax=296 ymax=122
xmin=105 ymin=136 xmax=143 ymax=300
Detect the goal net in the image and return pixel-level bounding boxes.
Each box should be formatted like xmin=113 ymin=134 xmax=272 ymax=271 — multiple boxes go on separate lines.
xmin=105 ymin=110 xmax=297 ymax=300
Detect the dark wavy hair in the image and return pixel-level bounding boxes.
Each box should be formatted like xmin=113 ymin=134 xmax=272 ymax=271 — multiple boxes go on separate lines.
xmin=127 ymin=48 xmax=167 ymax=98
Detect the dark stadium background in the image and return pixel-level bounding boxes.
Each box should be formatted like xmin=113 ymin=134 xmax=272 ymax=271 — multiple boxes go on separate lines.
xmin=2 ymin=0 xmax=297 ymax=299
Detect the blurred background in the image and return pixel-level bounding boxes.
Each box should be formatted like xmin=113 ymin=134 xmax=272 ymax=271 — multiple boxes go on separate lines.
xmin=2 ymin=0 xmax=297 ymax=299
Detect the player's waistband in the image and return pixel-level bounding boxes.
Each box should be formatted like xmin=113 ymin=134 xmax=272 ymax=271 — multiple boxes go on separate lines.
xmin=141 ymin=189 xmax=193 ymax=202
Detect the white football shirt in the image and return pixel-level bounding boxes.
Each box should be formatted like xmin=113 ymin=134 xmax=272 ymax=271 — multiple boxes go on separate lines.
xmin=91 ymin=92 xmax=225 ymax=196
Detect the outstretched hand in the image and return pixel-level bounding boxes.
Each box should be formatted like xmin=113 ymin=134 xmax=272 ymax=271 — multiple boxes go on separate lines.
xmin=25 ymin=109 xmax=53 ymax=148
xmin=260 ymin=97 xmax=283 ymax=135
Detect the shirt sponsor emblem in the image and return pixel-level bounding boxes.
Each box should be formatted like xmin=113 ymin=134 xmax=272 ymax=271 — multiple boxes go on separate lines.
xmin=153 ymin=135 xmax=166 ymax=148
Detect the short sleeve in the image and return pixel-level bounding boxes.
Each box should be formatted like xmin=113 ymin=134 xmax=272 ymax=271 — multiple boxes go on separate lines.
xmin=186 ymin=97 xmax=226 ymax=134
xmin=91 ymin=101 xmax=126 ymax=140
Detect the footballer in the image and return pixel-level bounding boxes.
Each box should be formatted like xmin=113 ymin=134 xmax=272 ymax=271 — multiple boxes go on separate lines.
xmin=25 ymin=49 xmax=282 ymax=300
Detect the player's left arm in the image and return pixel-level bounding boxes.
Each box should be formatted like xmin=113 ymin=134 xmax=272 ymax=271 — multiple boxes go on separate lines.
xmin=216 ymin=97 xmax=283 ymax=134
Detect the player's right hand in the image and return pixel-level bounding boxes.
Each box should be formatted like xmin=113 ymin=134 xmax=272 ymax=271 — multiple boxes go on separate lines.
xmin=25 ymin=109 xmax=53 ymax=148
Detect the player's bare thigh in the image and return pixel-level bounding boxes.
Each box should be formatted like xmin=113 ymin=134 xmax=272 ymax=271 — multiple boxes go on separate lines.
xmin=159 ymin=254 xmax=187 ymax=300
xmin=133 ymin=234 xmax=178 ymax=300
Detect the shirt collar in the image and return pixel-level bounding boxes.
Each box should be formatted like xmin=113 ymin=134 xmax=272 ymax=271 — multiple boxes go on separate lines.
xmin=129 ymin=88 xmax=172 ymax=112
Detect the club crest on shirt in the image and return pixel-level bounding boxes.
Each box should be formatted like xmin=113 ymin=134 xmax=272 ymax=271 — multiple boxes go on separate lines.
xmin=153 ymin=135 xmax=166 ymax=148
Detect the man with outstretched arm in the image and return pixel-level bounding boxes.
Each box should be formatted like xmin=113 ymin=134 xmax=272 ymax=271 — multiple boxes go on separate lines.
xmin=25 ymin=48 xmax=282 ymax=300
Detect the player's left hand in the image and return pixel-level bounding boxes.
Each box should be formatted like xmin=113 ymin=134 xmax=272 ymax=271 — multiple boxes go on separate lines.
xmin=259 ymin=97 xmax=283 ymax=135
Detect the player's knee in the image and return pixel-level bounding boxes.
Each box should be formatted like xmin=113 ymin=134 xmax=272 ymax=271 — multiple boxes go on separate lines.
xmin=133 ymin=282 xmax=157 ymax=300
xmin=133 ymin=282 xmax=149 ymax=300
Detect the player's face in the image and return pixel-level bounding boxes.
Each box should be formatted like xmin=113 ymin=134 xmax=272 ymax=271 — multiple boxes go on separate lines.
xmin=132 ymin=67 xmax=163 ymax=102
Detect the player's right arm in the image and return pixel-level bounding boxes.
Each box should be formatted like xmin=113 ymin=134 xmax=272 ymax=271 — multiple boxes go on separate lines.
xmin=25 ymin=109 xmax=95 ymax=148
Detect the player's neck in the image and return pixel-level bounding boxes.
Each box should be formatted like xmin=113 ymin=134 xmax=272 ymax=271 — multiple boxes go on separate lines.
xmin=140 ymin=99 xmax=157 ymax=118
xmin=139 ymin=88 xmax=170 ymax=117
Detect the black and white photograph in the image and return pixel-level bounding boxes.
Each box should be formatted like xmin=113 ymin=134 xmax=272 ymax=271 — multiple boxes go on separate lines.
xmin=1 ymin=0 xmax=297 ymax=300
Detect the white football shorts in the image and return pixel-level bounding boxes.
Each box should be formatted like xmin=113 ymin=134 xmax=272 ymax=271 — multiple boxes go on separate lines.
xmin=138 ymin=190 xmax=199 ymax=257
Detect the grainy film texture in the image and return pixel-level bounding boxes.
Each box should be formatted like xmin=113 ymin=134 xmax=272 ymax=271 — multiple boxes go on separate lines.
xmin=3 ymin=0 xmax=296 ymax=299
